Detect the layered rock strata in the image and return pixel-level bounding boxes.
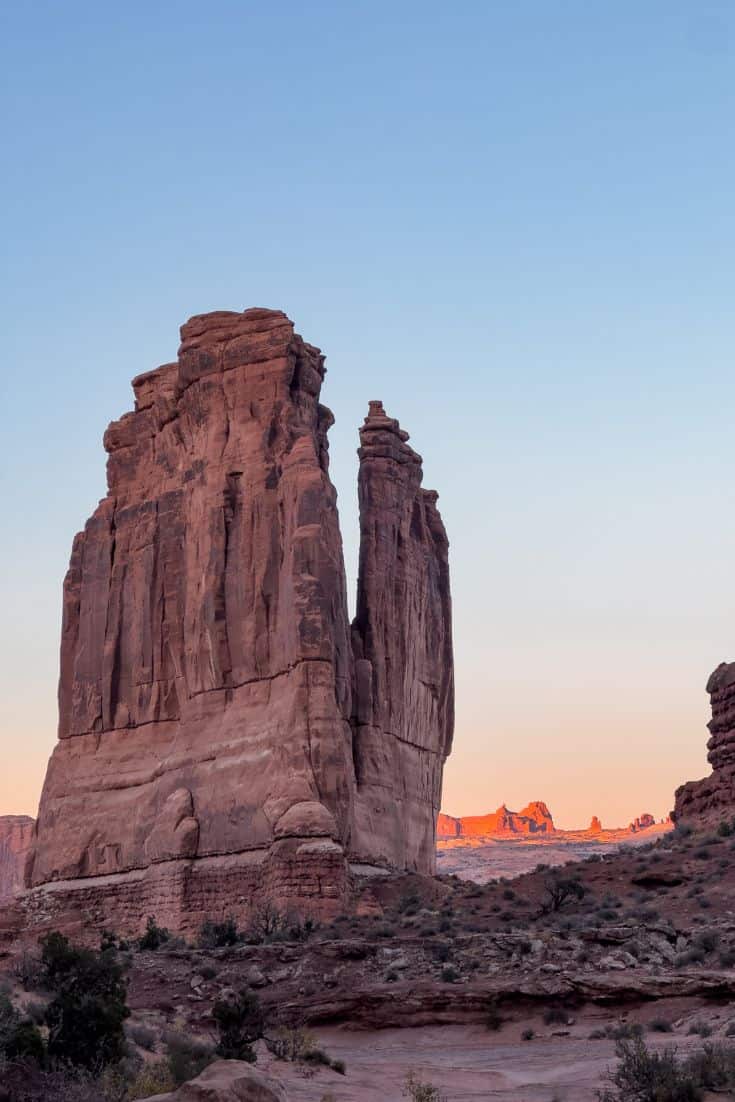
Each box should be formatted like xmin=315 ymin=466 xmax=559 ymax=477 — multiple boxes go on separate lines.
xmin=0 ymin=817 xmax=34 ymax=901
xmin=437 ymin=802 xmax=554 ymax=838
xmin=675 ymin=662 xmax=735 ymax=822
xmin=25 ymin=309 xmax=453 ymax=935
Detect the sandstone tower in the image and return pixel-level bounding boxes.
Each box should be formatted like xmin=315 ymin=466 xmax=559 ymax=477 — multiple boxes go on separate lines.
xmin=26 ymin=309 xmax=453 ymax=934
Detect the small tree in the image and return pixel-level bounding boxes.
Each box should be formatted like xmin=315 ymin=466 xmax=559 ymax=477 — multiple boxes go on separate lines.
xmin=597 ymin=1037 xmax=700 ymax=1102
xmin=539 ymin=875 xmax=586 ymax=915
xmin=40 ymin=931 xmax=130 ymax=1070
xmin=403 ymin=1070 xmax=447 ymax=1102
xmin=138 ymin=915 xmax=171 ymax=951
xmin=212 ymin=989 xmax=264 ymax=1061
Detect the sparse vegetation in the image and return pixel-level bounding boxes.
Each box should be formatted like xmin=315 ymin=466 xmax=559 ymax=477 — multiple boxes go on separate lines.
xmin=539 ymin=874 xmax=586 ymax=915
xmin=402 ymin=1070 xmax=447 ymax=1101
xmin=138 ymin=916 xmax=171 ymax=952
xmin=212 ymin=988 xmax=265 ymax=1061
xmin=198 ymin=915 xmax=241 ymax=948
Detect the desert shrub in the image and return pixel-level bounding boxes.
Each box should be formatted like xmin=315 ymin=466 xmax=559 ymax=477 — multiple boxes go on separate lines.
xmin=398 ymin=892 xmax=421 ymax=915
xmin=543 ymin=1006 xmax=569 ymax=1026
xmin=267 ymin=1023 xmax=317 ymax=1062
xmin=607 ymin=1022 xmax=643 ymax=1041
xmin=127 ymin=1022 xmax=157 ymax=1051
xmin=521 ymin=1028 xmax=535 ymax=1041
xmin=331 ymin=1058 xmax=346 ymax=1075
xmin=589 ymin=1029 xmax=607 ymax=1040
xmin=245 ymin=902 xmax=313 ymax=944
xmin=402 ymin=1070 xmax=447 ymax=1101
xmin=432 ymin=941 xmax=451 ymax=963
xmin=684 ymin=1043 xmax=735 ymax=1090
xmin=125 ymin=1061 xmax=176 ymax=1099
xmin=539 ymin=875 xmax=586 ymax=915
xmin=722 ymin=948 xmax=735 ymax=968
xmin=440 ymin=965 xmax=458 ymax=983
xmin=39 ymin=932 xmax=130 ymax=1070
xmin=502 ymin=888 xmax=515 ymax=900
xmin=212 ymin=988 xmax=264 ymax=1061
xmin=13 ymin=949 xmax=43 ymax=990
xmin=198 ymin=916 xmax=240 ymax=949
xmin=718 ymin=821 xmax=732 ymax=837
xmin=649 ymin=1018 xmax=673 ymax=1033
xmin=597 ymin=1037 xmax=700 ymax=1101
xmin=692 ymin=929 xmax=719 ymax=954
xmin=199 ymin=964 xmax=218 ymax=980
xmin=688 ymin=1021 xmax=712 ymax=1038
xmin=163 ymin=1030 xmax=215 ymax=1085
xmin=137 ymin=916 xmax=170 ymax=951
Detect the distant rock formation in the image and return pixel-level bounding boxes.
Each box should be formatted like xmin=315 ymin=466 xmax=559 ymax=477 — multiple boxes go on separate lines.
xmin=589 ymin=815 xmax=603 ymax=834
xmin=675 ymin=661 xmax=735 ymax=822
xmin=437 ymin=801 xmax=555 ymax=838
xmin=25 ymin=308 xmax=453 ymax=936
xmin=0 ymin=817 xmax=34 ymax=901
xmin=629 ymin=813 xmax=656 ymax=833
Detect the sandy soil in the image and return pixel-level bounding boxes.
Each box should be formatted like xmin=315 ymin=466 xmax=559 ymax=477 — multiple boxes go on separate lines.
xmin=259 ymin=1003 xmax=719 ymax=1101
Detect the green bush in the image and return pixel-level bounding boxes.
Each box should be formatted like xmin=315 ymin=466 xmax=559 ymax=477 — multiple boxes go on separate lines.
xmin=213 ymin=988 xmax=264 ymax=1061
xmin=138 ymin=916 xmax=171 ymax=951
xmin=163 ymin=1029 xmax=215 ymax=1085
xmin=198 ymin=916 xmax=240 ymax=948
xmin=40 ymin=931 xmax=130 ymax=1070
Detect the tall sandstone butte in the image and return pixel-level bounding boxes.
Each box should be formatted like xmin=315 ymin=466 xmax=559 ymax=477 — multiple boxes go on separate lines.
xmin=674 ymin=662 xmax=735 ymax=822
xmin=26 ymin=308 xmax=453 ymax=935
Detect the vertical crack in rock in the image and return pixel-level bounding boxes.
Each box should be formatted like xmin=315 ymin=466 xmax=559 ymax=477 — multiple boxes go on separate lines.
xmin=27 ymin=311 xmax=454 ymax=934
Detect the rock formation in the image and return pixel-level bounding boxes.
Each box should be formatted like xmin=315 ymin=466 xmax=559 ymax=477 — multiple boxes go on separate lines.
xmin=629 ymin=813 xmax=656 ymax=833
xmin=588 ymin=816 xmax=603 ymax=834
xmin=675 ymin=661 xmax=735 ymax=822
xmin=0 ymin=817 xmax=34 ymax=901
xmin=436 ymin=802 xmax=554 ymax=838
xmin=25 ymin=308 xmax=453 ymax=936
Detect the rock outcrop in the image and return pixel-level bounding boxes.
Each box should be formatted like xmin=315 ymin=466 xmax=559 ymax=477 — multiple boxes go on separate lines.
xmin=141 ymin=1060 xmax=287 ymax=1102
xmin=0 ymin=817 xmax=34 ymax=901
xmin=436 ymin=801 xmax=554 ymax=838
xmin=675 ymin=661 xmax=735 ymax=822
xmin=629 ymin=813 xmax=656 ymax=833
xmin=25 ymin=308 xmax=453 ymax=936
xmin=588 ymin=816 xmax=603 ymax=834
xmin=350 ymin=402 xmax=454 ymax=872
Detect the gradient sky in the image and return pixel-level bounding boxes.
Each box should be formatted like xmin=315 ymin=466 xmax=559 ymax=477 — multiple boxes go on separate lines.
xmin=1 ymin=2 xmax=734 ymax=829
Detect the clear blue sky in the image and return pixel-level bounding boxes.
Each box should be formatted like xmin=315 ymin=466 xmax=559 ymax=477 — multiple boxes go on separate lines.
xmin=1 ymin=1 xmax=734 ymax=827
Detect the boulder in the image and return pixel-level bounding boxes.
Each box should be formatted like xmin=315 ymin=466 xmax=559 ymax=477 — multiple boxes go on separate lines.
xmin=141 ymin=1060 xmax=287 ymax=1101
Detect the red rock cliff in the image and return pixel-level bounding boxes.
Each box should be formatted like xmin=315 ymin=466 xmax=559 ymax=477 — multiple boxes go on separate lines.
xmin=350 ymin=402 xmax=454 ymax=873
xmin=674 ymin=661 xmax=735 ymax=822
xmin=0 ymin=817 xmax=34 ymax=901
xmin=26 ymin=310 xmax=453 ymax=934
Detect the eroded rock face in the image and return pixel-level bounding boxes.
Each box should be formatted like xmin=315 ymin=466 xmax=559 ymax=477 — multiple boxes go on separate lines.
xmin=0 ymin=817 xmax=34 ymax=901
xmin=350 ymin=402 xmax=454 ymax=873
xmin=26 ymin=310 xmax=453 ymax=934
xmin=675 ymin=661 xmax=735 ymax=822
